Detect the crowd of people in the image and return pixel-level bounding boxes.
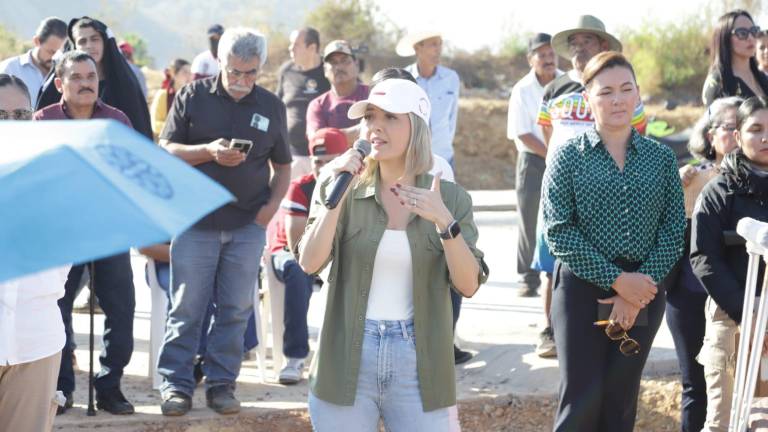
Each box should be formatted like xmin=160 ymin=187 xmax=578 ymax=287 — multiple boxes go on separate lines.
xmin=0 ymin=8 xmax=767 ymax=432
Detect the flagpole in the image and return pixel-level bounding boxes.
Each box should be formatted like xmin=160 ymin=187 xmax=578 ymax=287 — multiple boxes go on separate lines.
xmin=87 ymin=261 xmax=97 ymax=416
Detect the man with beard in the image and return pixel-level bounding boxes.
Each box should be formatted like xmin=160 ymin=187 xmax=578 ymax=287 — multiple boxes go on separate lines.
xmin=305 ymin=40 xmax=368 ymax=142
xmin=37 ymin=17 xmax=152 ymax=139
xmin=0 ymin=17 xmax=67 ymax=103
xmin=192 ymin=24 xmax=224 ymax=80
xmin=34 ymin=50 xmax=136 ymax=415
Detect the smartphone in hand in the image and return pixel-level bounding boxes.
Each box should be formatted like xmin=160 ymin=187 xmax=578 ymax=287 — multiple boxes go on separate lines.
xmin=230 ymin=138 xmax=253 ymax=156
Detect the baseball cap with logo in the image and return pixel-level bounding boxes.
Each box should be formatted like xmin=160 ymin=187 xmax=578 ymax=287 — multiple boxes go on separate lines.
xmin=323 ymin=40 xmax=355 ymax=62
xmin=309 ymin=128 xmax=349 ymax=156
xmin=347 ymin=79 xmax=431 ymax=125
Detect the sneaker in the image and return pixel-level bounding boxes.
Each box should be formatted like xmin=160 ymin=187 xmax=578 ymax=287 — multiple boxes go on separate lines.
xmin=454 ymin=345 xmax=473 ymax=365
xmin=56 ymin=392 xmax=73 ymax=415
xmin=278 ymin=357 xmax=305 ymax=385
xmin=161 ymin=391 xmax=192 ymax=416
xmin=206 ymin=385 xmax=240 ymax=415
xmin=536 ymin=327 xmax=557 ymax=358
xmin=96 ymin=387 xmax=134 ymax=415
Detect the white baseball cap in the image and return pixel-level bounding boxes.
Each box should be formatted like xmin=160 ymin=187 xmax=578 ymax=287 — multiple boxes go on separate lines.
xmin=347 ymin=79 xmax=431 ymax=125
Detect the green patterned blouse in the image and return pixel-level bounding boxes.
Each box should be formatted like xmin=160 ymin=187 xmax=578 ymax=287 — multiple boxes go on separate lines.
xmin=542 ymin=127 xmax=685 ymax=290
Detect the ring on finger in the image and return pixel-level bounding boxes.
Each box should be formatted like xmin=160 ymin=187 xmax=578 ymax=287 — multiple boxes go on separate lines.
xmin=410 ymin=198 xmax=417 ymax=206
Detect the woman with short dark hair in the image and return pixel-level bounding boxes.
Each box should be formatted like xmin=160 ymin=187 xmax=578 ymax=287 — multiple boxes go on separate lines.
xmin=542 ymin=51 xmax=685 ymax=431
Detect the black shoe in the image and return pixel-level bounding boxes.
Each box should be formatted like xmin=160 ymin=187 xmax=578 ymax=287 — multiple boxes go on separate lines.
xmin=206 ymin=385 xmax=240 ymax=415
xmin=56 ymin=392 xmax=73 ymax=415
xmin=193 ymin=356 xmax=205 ymax=386
xmin=96 ymin=387 xmax=134 ymax=415
xmin=161 ymin=391 xmax=192 ymax=416
xmin=454 ymin=345 xmax=473 ymax=365
xmin=517 ymin=285 xmax=540 ymax=297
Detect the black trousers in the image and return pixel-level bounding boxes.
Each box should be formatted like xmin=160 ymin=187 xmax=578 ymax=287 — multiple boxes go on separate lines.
xmin=665 ymin=258 xmax=708 ymax=432
xmin=57 ymin=252 xmax=135 ymax=394
xmin=551 ymin=259 xmax=667 ymax=432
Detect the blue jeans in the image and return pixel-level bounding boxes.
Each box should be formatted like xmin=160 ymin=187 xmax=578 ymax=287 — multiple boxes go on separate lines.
xmin=148 ymin=262 xmax=258 ymax=356
xmin=58 ymin=253 xmax=135 ymax=394
xmin=272 ymin=249 xmax=314 ymax=359
xmin=308 ymin=320 xmax=451 ymax=431
xmin=157 ymin=223 xmax=265 ymax=397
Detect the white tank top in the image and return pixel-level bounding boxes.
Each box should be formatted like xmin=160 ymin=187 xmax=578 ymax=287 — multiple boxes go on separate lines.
xmin=365 ymin=230 xmax=414 ymax=320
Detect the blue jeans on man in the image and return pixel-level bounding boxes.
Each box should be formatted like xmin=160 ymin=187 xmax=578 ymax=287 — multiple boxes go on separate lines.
xmin=157 ymin=223 xmax=265 ymax=397
xmin=272 ymin=249 xmax=315 ymax=359
xmin=149 ymin=262 xmax=258 ymax=357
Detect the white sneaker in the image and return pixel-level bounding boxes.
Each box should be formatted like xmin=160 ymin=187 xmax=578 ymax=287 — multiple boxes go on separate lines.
xmin=278 ymin=357 xmax=305 ymax=385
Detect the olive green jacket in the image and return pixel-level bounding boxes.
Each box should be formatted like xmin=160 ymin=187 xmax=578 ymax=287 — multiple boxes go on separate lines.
xmin=302 ymin=172 xmax=489 ymax=411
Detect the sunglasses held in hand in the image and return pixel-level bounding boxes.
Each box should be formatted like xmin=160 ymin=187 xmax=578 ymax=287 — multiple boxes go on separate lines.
xmin=594 ymin=320 xmax=641 ymax=356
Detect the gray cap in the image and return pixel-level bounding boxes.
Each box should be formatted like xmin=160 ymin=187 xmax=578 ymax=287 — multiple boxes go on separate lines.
xmin=528 ymin=33 xmax=552 ymax=53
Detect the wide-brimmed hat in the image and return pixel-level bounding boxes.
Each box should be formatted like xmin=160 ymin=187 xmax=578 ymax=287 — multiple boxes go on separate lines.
xmin=551 ymin=15 xmax=621 ymax=58
xmin=396 ymin=30 xmax=442 ymax=57
xmin=347 ymin=79 xmax=431 ymax=125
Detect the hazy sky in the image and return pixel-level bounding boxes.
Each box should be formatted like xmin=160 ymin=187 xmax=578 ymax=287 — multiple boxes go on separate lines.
xmin=373 ymin=0 xmax=767 ymax=52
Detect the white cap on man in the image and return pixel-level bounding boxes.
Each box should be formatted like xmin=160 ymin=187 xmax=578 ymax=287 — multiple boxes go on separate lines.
xmin=347 ymin=79 xmax=431 ymax=125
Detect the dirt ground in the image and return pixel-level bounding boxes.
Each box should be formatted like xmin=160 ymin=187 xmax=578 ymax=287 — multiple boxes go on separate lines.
xmin=451 ymin=99 xmax=704 ymax=190
xmin=128 ymin=376 xmax=682 ymax=432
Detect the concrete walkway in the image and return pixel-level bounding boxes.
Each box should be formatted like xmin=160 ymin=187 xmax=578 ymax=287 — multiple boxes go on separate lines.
xmin=53 ymin=192 xmax=679 ymax=431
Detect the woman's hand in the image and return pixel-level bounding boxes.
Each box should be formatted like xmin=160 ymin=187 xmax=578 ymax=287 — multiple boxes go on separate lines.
xmin=393 ymin=172 xmax=454 ymax=230
xmin=611 ymin=272 xmax=657 ymax=309
xmin=598 ymin=295 xmax=641 ymax=330
xmin=325 ymin=147 xmax=365 ymax=178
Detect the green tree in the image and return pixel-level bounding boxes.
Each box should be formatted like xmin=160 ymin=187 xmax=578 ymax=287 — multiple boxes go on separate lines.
xmin=620 ymin=16 xmax=711 ymax=99
xmin=122 ymin=33 xmax=153 ymax=67
xmin=0 ymin=24 xmax=24 ymax=60
xmin=305 ymin=0 xmax=394 ymax=50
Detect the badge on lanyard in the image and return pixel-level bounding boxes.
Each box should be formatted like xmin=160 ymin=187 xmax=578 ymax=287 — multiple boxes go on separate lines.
xmin=251 ymin=113 xmax=270 ymax=132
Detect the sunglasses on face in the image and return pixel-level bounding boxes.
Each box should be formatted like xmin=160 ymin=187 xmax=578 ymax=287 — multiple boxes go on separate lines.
xmin=0 ymin=109 xmax=32 ymax=120
xmin=225 ymin=66 xmax=259 ymax=80
xmin=594 ymin=320 xmax=641 ymax=356
xmin=732 ymin=26 xmax=761 ymax=41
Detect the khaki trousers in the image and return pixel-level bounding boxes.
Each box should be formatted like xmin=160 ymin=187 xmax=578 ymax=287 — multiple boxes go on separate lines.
xmin=698 ymin=298 xmax=738 ymax=432
xmin=0 ymin=352 xmax=62 ymax=432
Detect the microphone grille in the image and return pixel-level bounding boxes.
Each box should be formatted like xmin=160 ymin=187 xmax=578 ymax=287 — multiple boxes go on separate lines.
xmin=353 ymin=139 xmax=372 ymax=157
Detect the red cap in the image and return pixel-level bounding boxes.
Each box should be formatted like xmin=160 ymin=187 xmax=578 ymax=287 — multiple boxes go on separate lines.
xmin=119 ymin=42 xmax=134 ymax=57
xmin=309 ymin=128 xmax=348 ymax=156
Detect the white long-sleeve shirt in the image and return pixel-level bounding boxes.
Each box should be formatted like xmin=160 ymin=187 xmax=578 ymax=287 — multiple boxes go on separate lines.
xmin=0 ymin=266 xmax=68 ymax=365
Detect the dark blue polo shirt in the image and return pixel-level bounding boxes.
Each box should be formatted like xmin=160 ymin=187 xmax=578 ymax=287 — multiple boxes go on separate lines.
xmin=160 ymin=75 xmax=292 ymax=230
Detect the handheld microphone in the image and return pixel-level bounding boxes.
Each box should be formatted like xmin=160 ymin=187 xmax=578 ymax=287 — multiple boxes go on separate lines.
xmin=324 ymin=139 xmax=371 ymax=209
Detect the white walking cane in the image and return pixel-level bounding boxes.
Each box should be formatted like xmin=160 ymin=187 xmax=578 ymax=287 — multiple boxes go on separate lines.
xmin=729 ymin=217 xmax=768 ymax=432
